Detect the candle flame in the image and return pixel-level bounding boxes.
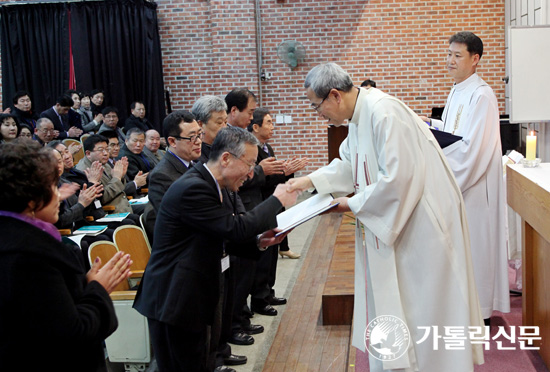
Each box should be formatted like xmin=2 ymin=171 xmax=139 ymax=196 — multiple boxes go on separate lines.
xmin=531 ymin=131 xmax=535 ymax=136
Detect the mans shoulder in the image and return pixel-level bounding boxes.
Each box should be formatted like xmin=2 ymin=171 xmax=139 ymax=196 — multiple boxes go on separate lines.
xmin=39 ymin=108 xmax=54 ymax=119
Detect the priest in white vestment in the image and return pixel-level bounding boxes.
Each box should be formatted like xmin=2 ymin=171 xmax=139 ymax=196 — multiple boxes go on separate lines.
xmin=288 ymin=63 xmax=484 ymax=371
xmin=426 ymin=32 xmax=510 ymax=321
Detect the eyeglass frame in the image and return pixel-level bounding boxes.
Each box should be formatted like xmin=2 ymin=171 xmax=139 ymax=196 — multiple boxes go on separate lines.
xmin=171 ymin=131 xmax=204 ymax=144
xmin=310 ymin=89 xmax=334 ymax=112
xmin=91 ymin=147 xmax=109 ymax=153
xmin=228 ymin=152 xmax=256 ymax=172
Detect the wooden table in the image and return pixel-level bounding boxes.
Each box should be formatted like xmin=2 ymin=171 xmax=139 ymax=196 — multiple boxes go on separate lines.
xmin=507 ymin=163 xmax=550 ymax=368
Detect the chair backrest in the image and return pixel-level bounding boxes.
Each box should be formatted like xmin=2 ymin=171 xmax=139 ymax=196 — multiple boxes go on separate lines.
xmin=80 ymin=133 xmax=91 ymax=144
xmin=113 ymin=225 xmax=151 ymax=274
xmin=63 ymin=138 xmax=85 ymax=165
xmin=88 ymin=241 xmax=129 ymax=291
xmin=139 ymin=213 xmax=153 ymax=246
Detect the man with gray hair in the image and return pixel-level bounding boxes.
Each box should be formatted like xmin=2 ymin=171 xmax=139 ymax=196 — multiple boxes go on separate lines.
xmin=192 ymin=95 xmax=228 ymax=162
xmin=287 ymin=63 xmax=484 ymax=371
xmin=33 ymin=117 xmax=57 ymax=146
xmin=134 ymin=126 xmax=298 ymax=371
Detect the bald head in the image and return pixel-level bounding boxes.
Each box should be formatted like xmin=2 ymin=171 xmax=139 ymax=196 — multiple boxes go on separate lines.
xmin=145 ymin=129 xmax=161 ymax=153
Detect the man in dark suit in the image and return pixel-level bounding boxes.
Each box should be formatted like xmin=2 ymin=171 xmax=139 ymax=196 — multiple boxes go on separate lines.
xmin=143 ymin=110 xmax=202 ymax=242
xmin=39 ymin=94 xmax=83 ymax=139
xmin=133 ymin=126 xmax=298 ymax=372
xmin=124 ymin=101 xmax=154 ymax=133
xmin=117 ymin=127 xmax=153 ymax=185
xmin=225 ymin=89 xmax=286 ymax=343
xmin=247 ymin=108 xmax=309 ymax=314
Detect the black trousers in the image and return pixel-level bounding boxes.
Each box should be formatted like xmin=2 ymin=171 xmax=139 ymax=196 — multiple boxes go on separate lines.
xmin=148 ymin=318 xmax=209 ymax=372
xmin=250 ymin=245 xmax=278 ymax=308
xmin=231 ymin=256 xmax=256 ymax=333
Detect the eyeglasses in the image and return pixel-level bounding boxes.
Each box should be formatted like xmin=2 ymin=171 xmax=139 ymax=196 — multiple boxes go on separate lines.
xmin=228 ymin=152 xmax=256 ymax=172
xmin=40 ymin=128 xmax=55 ymax=134
xmin=172 ymin=131 xmax=204 ymax=144
xmin=310 ymin=90 xmax=332 ymax=112
xmin=91 ymin=147 xmax=108 ymax=153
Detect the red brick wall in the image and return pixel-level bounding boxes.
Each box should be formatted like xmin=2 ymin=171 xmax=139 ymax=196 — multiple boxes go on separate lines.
xmin=0 ymin=0 xmax=505 ymax=174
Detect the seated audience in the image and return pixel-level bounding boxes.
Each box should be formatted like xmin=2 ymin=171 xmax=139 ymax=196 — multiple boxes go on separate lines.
xmin=143 ymin=129 xmax=165 ymax=166
xmin=18 ymin=123 xmax=33 ymax=139
xmin=33 ymin=117 xmax=56 ymax=146
xmin=66 ymin=89 xmax=85 ymax=131
xmin=117 ymin=128 xmax=153 ymax=185
xmin=97 ymin=106 xmax=125 ymax=142
xmin=0 ymin=113 xmax=20 ymax=144
xmin=124 ymin=101 xmax=154 ymax=133
xmin=90 ymin=89 xmax=105 ymax=118
xmin=76 ymin=134 xmax=139 ymax=219
xmin=10 ymin=90 xmax=38 ymax=130
xmin=80 ymin=92 xmax=103 ymax=132
xmin=0 ymin=139 xmax=132 ymax=371
xmin=101 ymin=130 xmax=147 ymax=203
xmin=40 ymin=94 xmax=83 ymax=139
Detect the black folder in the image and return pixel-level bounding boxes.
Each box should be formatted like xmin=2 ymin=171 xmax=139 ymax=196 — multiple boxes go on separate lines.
xmin=430 ymin=129 xmax=462 ymax=148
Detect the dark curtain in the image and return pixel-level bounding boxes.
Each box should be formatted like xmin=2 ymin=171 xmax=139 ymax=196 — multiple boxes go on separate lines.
xmin=0 ymin=3 xmax=70 ymax=114
xmin=70 ymin=0 xmax=165 ymax=130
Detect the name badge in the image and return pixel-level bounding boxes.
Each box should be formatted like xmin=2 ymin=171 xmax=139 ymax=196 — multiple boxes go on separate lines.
xmin=94 ymin=200 xmax=102 ymax=209
xmin=221 ymin=255 xmax=230 ymax=273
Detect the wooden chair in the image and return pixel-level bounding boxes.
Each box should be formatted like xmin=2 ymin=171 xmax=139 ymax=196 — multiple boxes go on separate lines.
xmin=63 ymin=138 xmax=85 ymax=165
xmin=80 ymin=133 xmax=91 ymax=145
xmin=86 ymin=240 xmax=151 ymax=368
xmin=87 ymin=241 xmax=129 ymax=292
xmin=113 ymin=225 xmax=151 ymax=279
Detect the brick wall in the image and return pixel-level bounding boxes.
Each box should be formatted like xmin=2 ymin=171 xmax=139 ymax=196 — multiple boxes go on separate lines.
xmin=0 ymin=0 xmax=505 ymax=174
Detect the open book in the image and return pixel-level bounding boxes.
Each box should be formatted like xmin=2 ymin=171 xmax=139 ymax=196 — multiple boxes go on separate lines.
xmin=275 ymin=193 xmax=339 ymax=236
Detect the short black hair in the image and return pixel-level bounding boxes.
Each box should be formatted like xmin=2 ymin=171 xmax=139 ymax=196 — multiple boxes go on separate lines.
xmin=83 ymin=134 xmax=108 ymax=152
xmin=449 ymin=31 xmax=483 ymax=58
xmin=102 ymin=106 xmax=119 ymax=117
xmin=100 ymin=130 xmax=119 ymax=140
xmin=163 ymin=110 xmax=196 ymax=138
xmin=12 ymin=90 xmax=31 ymax=105
xmin=225 ymin=88 xmax=257 ymax=113
xmin=65 ymin=89 xmax=81 ymax=98
xmin=130 ymin=101 xmax=144 ymax=111
xmin=360 ymin=79 xmax=376 ymax=88
xmin=0 ymin=139 xmax=59 ymax=213
xmin=90 ymin=89 xmax=104 ymax=97
xmin=248 ymin=108 xmax=270 ymax=132
xmin=57 ymin=94 xmax=74 ymax=108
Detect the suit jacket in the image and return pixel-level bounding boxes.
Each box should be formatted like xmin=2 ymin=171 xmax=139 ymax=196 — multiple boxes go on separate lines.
xmin=0 ymin=216 xmax=117 ymax=371
xmin=76 ymin=157 xmax=132 ymax=213
xmin=117 ymin=145 xmax=154 ymax=184
xmin=143 ymin=151 xmax=191 ymax=241
xmin=258 ymin=143 xmax=293 ymax=200
xmin=97 ymin=124 xmax=126 ymax=142
xmin=133 ymin=162 xmax=282 ymax=329
xmin=143 ymin=147 xmax=165 ymax=167
xmin=124 ymin=115 xmax=154 ymax=133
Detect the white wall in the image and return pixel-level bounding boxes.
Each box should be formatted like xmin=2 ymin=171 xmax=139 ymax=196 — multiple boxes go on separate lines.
xmin=505 ymin=0 xmax=550 ymax=160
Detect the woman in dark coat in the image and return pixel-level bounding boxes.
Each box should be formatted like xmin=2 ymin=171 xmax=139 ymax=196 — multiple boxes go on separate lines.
xmin=0 ymin=140 xmax=132 ymax=372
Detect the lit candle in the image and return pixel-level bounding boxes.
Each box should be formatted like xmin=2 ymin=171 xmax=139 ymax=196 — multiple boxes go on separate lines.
xmin=526 ymin=131 xmax=537 ymax=161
